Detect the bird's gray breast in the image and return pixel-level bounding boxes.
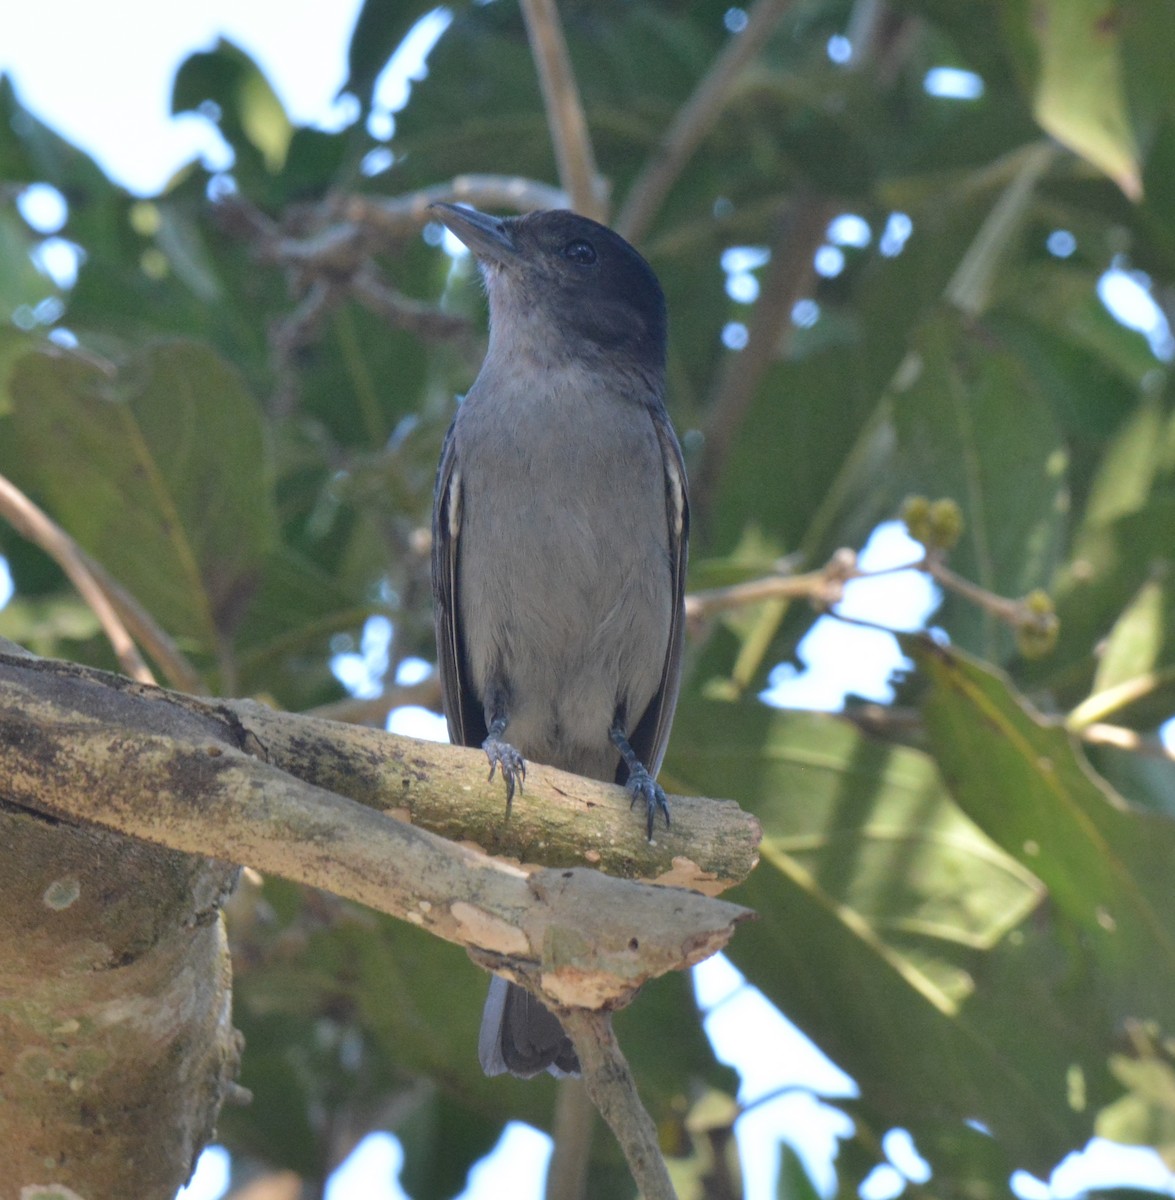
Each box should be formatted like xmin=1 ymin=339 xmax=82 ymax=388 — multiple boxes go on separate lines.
xmin=453 ymin=365 xmax=673 ymax=780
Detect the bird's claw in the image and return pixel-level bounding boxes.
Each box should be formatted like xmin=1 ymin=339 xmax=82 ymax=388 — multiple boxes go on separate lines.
xmin=484 ymin=736 xmax=526 ymax=811
xmin=626 ymin=765 xmax=670 ymax=841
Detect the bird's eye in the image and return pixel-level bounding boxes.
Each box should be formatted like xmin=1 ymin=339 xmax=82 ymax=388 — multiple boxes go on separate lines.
xmin=562 ymin=238 xmax=597 ymax=265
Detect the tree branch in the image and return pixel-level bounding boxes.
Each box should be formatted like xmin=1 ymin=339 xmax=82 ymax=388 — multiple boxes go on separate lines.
xmin=332 ymin=175 xmax=570 ymax=237
xmin=519 ymin=0 xmax=606 ymax=220
xmin=617 ymin=0 xmax=797 ymax=243
xmin=0 ymin=652 xmax=755 ymax=1017
xmin=223 ymin=696 xmax=758 ymax=891
xmin=686 ymin=548 xmax=859 ymax=631
xmin=559 ymin=1008 xmax=678 ymax=1200
xmin=0 ymin=471 xmax=203 ymax=693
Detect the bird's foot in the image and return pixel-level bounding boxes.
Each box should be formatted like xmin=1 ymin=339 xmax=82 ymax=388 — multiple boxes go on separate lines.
xmin=626 ymin=764 xmax=670 ymax=841
xmin=483 ymin=735 xmax=526 ymax=811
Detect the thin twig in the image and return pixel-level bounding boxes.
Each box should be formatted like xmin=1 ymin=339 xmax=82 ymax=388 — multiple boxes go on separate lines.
xmin=617 ymin=0 xmax=797 ymax=243
xmin=692 ymin=195 xmax=837 ymax=522
xmin=350 ymin=267 xmax=471 ymax=339
xmin=0 ymin=472 xmax=157 ymax=685
xmin=559 ymin=1009 xmax=678 ymax=1200
xmin=1066 ymin=666 xmax=1175 ymax=733
xmin=685 ymin=545 xmax=1056 ymax=649
xmin=518 ymin=0 xmax=606 ymax=219
xmin=334 ymin=175 xmax=569 ymax=236
xmin=686 ymin=549 xmax=858 ymax=628
xmin=1080 ymin=722 xmax=1175 ymax=761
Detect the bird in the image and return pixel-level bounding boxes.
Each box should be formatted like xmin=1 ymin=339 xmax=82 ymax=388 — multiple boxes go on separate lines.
xmin=429 ymin=202 xmax=689 ymax=1079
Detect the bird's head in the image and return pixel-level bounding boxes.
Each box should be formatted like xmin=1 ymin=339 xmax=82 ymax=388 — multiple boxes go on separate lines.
xmin=430 ymin=204 xmax=666 ymax=376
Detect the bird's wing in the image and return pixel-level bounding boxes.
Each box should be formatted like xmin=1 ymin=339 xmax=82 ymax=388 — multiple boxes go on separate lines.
xmin=625 ymin=405 xmax=690 ymax=779
xmin=431 ymin=419 xmax=486 ymax=749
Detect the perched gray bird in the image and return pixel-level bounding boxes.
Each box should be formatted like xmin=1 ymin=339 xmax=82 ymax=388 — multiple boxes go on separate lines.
xmin=429 ymin=203 xmax=689 ymax=1079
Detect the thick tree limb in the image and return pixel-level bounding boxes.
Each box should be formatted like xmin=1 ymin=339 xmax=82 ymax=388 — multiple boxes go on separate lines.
xmin=0 ymin=651 xmax=755 ymax=1010
xmin=1 ymin=649 xmax=756 ymax=1198
xmin=0 ymin=802 xmax=243 ymax=1199
xmin=226 ymin=697 xmax=759 ymax=893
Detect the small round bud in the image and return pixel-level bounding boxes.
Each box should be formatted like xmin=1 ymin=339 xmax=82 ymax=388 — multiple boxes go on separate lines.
xmin=1016 ymin=590 xmax=1059 ymax=658
xmin=901 ymin=495 xmax=932 ymax=546
xmin=927 ymin=499 xmax=964 ymax=551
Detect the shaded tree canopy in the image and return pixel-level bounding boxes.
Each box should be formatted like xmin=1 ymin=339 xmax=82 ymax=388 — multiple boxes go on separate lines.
xmin=2 ymin=0 xmax=1175 ymax=1197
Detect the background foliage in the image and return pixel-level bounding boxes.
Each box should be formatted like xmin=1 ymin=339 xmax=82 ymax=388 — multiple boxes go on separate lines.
xmin=3 ymin=0 xmax=1175 ymax=1196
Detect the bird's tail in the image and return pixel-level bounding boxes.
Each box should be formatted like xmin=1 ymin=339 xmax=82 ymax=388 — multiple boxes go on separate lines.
xmin=478 ymin=976 xmax=580 ymax=1078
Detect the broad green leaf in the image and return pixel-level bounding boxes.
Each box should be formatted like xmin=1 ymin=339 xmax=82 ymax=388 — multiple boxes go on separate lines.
xmin=0 ymin=206 xmax=53 ymax=314
xmin=344 ymin=0 xmax=461 ymax=111
xmin=911 ymin=638 xmax=1175 ymax=1034
xmin=1085 ymin=740 xmax=1175 ymax=823
xmin=1086 ymin=577 xmax=1175 ymax=730
xmin=172 ymin=41 xmax=293 ymax=186
xmin=5 ymin=341 xmax=276 ymax=662
xmin=1029 ymin=0 xmax=1141 ymax=199
xmin=665 ymin=698 xmax=1108 ymax=1172
xmin=891 ymin=310 xmax=1066 ymax=660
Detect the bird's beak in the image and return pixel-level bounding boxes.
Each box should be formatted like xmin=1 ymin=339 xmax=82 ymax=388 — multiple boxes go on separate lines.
xmin=429 ymin=203 xmax=517 ymax=265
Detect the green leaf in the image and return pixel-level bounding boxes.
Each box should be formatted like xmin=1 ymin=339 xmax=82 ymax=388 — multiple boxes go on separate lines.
xmin=344 ymin=0 xmax=461 ymax=111
xmin=1086 ymin=576 xmax=1175 ymax=729
xmin=1096 ymin=1032 xmax=1175 ymax=1172
xmin=891 ymin=310 xmax=1067 ymax=659
xmin=1029 ymin=0 xmax=1141 ymax=198
xmin=910 ymin=637 xmax=1175 ymax=1033
xmin=172 ymin=41 xmax=293 ymax=192
xmin=5 ymin=341 xmax=276 ymax=662
xmin=666 ymin=697 xmax=1106 ymax=1172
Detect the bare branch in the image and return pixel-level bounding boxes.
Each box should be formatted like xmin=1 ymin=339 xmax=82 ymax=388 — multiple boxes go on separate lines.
xmin=350 ymin=266 xmax=471 ymax=339
xmin=0 ymin=471 xmax=202 ymax=692
xmin=519 ymin=0 xmax=607 ymax=219
xmin=334 ymin=175 xmax=570 ymax=237
xmin=226 ymin=698 xmax=760 ymax=892
xmin=560 ymin=1008 xmax=678 ymax=1200
xmin=0 ymin=654 xmax=756 ymax=989
xmin=617 ymin=0 xmax=797 ymax=243
xmin=686 ymin=549 xmax=858 ymax=630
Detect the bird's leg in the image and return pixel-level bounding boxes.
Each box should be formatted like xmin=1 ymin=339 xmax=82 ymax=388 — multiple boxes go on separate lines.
xmin=483 ymin=709 xmax=526 ymax=813
xmin=609 ymin=719 xmax=670 ymax=840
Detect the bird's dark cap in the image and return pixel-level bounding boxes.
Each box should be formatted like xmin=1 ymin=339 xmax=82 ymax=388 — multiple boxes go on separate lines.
xmin=428 ymin=203 xmax=667 ymax=371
